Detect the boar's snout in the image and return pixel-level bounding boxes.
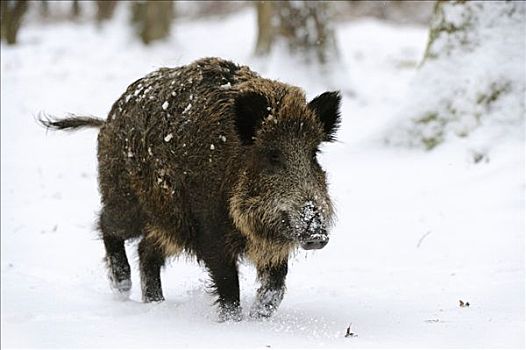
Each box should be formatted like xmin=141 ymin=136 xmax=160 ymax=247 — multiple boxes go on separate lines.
xmin=293 ymin=200 xmax=330 ymax=250
xmin=300 ymin=235 xmax=329 ymax=250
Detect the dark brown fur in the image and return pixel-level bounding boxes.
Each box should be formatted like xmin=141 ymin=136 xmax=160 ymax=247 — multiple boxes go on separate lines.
xmin=41 ymin=57 xmax=341 ymax=321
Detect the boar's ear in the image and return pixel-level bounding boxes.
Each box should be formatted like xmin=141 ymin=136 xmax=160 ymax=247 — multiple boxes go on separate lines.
xmin=234 ymin=91 xmax=269 ymax=145
xmin=308 ymin=91 xmax=341 ymax=142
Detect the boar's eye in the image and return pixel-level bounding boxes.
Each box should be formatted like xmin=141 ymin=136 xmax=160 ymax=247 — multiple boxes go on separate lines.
xmin=267 ymin=149 xmax=282 ymax=166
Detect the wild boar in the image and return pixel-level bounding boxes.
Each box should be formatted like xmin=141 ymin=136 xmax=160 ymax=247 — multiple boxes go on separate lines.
xmin=41 ymin=57 xmax=341 ymax=321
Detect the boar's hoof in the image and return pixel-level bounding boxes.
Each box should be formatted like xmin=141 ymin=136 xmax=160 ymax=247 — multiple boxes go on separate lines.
xmin=249 ymin=305 xmax=276 ymax=319
xmin=109 ymin=278 xmax=132 ymax=296
xmin=218 ymin=305 xmax=243 ymax=322
xmin=143 ymin=293 xmax=165 ymax=303
xmin=249 ymin=286 xmax=284 ymax=319
xmin=143 ymin=295 xmax=165 ymax=303
xmin=107 ymin=257 xmax=132 ymax=296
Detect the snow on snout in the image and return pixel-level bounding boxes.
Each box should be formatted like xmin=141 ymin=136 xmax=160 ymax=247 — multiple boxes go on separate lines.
xmin=297 ymin=200 xmax=328 ymax=239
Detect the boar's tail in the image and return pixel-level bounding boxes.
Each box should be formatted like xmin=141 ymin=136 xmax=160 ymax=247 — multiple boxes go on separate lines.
xmin=38 ymin=113 xmax=105 ymax=131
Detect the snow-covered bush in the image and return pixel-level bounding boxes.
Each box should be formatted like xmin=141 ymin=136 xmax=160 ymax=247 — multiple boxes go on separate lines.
xmin=386 ymin=1 xmax=525 ymax=151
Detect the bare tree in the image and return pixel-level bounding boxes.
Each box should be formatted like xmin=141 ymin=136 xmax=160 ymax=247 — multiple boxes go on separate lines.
xmin=71 ymin=0 xmax=80 ymax=19
xmin=40 ymin=0 xmax=49 ymax=19
xmin=96 ymin=0 xmax=118 ymax=23
xmin=1 ymin=0 xmax=28 ymax=45
xmin=131 ymin=1 xmax=174 ymax=45
xmin=254 ymin=1 xmax=339 ymax=65
xmin=255 ymin=1 xmax=273 ymax=56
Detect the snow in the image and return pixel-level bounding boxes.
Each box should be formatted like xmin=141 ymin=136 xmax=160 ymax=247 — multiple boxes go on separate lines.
xmin=1 ymin=5 xmax=524 ymax=349
xmin=297 ymin=200 xmax=327 ymax=237
xmin=220 ymin=82 xmax=231 ymax=89
xmin=182 ymin=103 xmax=192 ymax=114
xmin=385 ymin=1 xmax=526 ymax=151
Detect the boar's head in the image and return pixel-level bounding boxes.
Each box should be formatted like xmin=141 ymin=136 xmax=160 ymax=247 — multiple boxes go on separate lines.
xmin=229 ymin=87 xmax=341 ymax=252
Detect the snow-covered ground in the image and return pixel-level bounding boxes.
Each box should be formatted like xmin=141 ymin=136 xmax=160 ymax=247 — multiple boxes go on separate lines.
xmin=1 ymin=7 xmax=524 ymax=349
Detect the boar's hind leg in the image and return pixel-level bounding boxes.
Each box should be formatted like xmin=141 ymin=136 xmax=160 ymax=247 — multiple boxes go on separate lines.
xmin=138 ymin=238 xmax=165 ymax=303
xmin=99 ymin=212 xmax=133 ymax=296
xmin=250 ymin=261 xmax=288 ymax=319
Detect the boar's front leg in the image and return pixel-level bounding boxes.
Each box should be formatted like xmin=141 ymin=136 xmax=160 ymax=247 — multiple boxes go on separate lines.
xmin=203 ymin=253 xmax=242 ymax=322
xmin=250 ymin=261 xmax=288 ymax=319
xmin=196 ymin=217 xmax=242 ymax=321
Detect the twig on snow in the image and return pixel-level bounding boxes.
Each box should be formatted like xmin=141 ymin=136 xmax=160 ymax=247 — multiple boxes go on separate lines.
xmin=416 ymin=230 xmax=432 ymax=248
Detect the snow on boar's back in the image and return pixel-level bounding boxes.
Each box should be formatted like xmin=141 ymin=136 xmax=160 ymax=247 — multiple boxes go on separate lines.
xmin=40 ymin=57 xmax=341 ymax=321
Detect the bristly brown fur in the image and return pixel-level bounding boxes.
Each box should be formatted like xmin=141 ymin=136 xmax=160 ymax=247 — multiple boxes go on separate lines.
xmin=44 ymin=57 xmax=341 ymax=320
xmin=145 ymin=225 xmax=184 ymax=257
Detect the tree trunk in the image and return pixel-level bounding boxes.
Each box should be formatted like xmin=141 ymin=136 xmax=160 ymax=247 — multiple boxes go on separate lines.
xmin=255 ymin=1 xmax=273 ymax=56
xmin=276 ymin=1 xmax=339 ymax=64
xmin=422 ymin=0 xmax=468 ymax=63
xmin=131 ymin=1 xmax=174 ymax=45
xmin=1 ymin=0 xmax=28 ymax=45
xmin=40 ymin=0 xmax=49 ymax=18
xmin=254 ymin=1 xmax=339 ymax=65
xmin=71 ymin=0 xmax=80 ymax=19
xmin=96 ymin=0 xmax=117 ymax=23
